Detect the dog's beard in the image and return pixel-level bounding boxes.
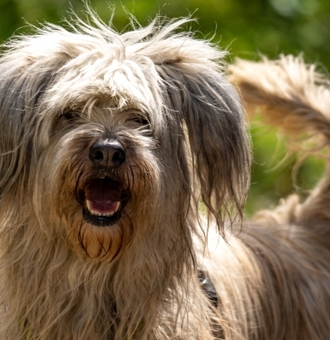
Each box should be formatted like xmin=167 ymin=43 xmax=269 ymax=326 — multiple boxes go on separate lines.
xmin=64 ymin=159 xmax=155 ymax=262
xmin=72 ymin=174 xmax=132 ymax=261
xmin=73 ymin=214 xmax=130 ymax=262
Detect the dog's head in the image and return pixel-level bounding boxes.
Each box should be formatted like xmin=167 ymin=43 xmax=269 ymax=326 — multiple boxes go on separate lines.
xmin=0 ymin=13 xmax=250 ymax=262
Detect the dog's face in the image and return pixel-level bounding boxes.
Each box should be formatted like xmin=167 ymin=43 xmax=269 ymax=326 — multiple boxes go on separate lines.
xmin=35 ymin=51 xmax=166 ymax=261
xmin=0 ymin=16 xmax=251 ymax=262
xmin=44 ymin=101 xmax=161 ymax=261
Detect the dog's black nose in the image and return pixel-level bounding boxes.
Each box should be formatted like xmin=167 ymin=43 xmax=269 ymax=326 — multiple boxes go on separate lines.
xmin=89 ymin=139 xmax=126 ymax=168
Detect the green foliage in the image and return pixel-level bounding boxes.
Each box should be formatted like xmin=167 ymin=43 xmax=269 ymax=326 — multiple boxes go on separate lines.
xmin=2 ymin=0 xmax=330 ymax=69
xmin=0 ymin=0 xmax=328 ymax=214
xmin=245 ymin=119 xmax=326 ymax=216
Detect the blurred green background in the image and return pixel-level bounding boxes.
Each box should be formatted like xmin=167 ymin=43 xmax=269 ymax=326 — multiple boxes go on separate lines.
xmin=0 ymin=0 xmax=328 ymax=215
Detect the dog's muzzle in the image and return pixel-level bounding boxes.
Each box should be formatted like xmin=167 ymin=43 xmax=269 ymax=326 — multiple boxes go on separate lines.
xmin=77 ymin=139 xmax=130 ymax=227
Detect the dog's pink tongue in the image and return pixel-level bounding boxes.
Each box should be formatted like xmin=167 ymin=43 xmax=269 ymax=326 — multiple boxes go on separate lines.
xmin=84 ymin=178 xmax=122 ymax=216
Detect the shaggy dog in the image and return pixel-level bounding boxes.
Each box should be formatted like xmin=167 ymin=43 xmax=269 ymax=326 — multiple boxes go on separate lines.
xmin=0 ymin=8 xmax=329 ymax=339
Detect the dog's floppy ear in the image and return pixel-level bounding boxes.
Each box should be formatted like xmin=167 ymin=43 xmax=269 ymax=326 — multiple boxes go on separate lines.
xmin=0 ymin=36 xmax=61 ymax=197
xmin=157 ymin=44 xmax=251 ymax=230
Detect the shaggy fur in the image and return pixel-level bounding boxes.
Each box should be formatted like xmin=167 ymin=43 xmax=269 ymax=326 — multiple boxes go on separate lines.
xmin=0 ymin=7 xmax=329 ymax=339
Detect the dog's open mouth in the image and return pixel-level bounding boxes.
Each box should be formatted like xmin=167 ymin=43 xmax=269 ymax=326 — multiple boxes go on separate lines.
xmin=78 ymin=177 xmax=129 ymax=227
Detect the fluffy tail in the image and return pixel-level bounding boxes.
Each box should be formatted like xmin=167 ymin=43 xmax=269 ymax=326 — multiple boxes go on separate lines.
xmin=230 ymin=55 xmax=330 ymax=239
xmin=229 ymin=55 xmax=330 ymax=153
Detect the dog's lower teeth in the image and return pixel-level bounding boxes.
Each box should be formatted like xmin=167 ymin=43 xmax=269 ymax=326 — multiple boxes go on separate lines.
xmin=90 ymin=210 xmax=115 ymax=217
xmin=86 ymin=200 xmax=121 ymax=217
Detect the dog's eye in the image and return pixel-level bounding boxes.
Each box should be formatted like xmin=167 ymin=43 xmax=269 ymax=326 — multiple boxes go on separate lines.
xmin=130 ymin=116 xmax=150 ymax=126
xmin=62 ymin=110 xmax=80 ymax=121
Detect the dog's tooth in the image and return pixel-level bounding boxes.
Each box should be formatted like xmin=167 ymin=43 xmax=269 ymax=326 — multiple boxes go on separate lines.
xmin=85 ymin=200 xmax=121 ymax=217
xmin=113 ymin=201 xmax=121 ymax=213
xmin=86 ymin=200 xmax=93 ymax=212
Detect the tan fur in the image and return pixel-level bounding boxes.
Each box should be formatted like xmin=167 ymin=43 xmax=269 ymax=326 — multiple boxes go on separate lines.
xmin=0 ymin=6 xmax=329 ymax=339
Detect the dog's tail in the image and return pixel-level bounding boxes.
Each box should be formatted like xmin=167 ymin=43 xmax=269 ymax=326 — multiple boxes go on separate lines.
xmin=229 ymin=55 xmax=330 ymax=154
xmin=229 ymin=55 xmax=330 ymax=240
